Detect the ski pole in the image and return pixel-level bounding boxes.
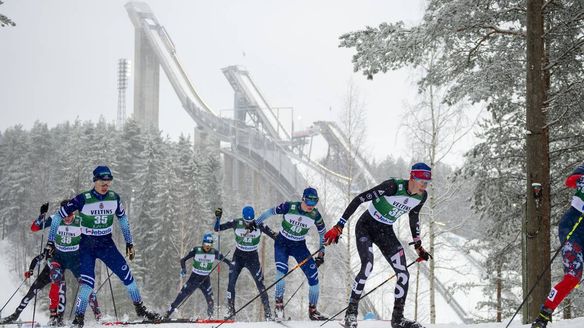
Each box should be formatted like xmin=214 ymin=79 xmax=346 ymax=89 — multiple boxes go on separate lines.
xmin=320 ymin=259 xmax=418 ymax=326
xmin=216 ymin=249 xmax=322 ymax=328
xmin=504 ymin=214 xmax=584 ymax=328
xmin=95 ymin=271 xmax=115 ymax=294
xmin=0 ymin=279 xmax=27 ymax=314
xmin=217 ymin=229 xmax=221 ymax=316
xmin=68 ymin=283 xmax=80 ymax=320
xmin=106 ymin=268 xmax=118 ymax=321
xmin=31 ymin=210 xmax=48 ymax=325
xmin=284 ymin=280 xmax=305 ymax=309
xmin=175 ymin=250 xmax=232 ymax=311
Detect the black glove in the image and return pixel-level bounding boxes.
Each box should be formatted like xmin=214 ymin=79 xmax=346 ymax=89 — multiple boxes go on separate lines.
xmin=40 ymin=202 xmax=49 ymax=216
xmin=44 ymin=241 xmax=55 ymax=258
xmin=215 ymin=208 xmax=223 ymax=219
xmin=414 ymin=241 xmax=432 ymax=262
xmin=245 ymin=221 xmax=257 ymax=233
xmin=126 ymin=243 xmax=135 ymax=261
xmin=314 ymin=252 xmax=325 ymax=267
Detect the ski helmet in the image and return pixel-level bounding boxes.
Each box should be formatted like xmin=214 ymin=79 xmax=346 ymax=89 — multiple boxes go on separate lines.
xmin=410 ymin=162 xmax=432 ymax=181
xmin=202 ymin=231 xmax=214 ymax=246
xmin=242 ymin=205 xmax=255 ymax=222
xmin=93 ymin=165 xmax=113 ymax=182
xmin=302 ymin=187 xmax=319 ymax=206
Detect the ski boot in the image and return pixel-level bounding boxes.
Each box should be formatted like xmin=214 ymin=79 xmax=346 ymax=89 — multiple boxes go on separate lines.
xmin=224 ymin=303 xmax=236 ymax=320
xmin=391 ymin=316 xmax=424 ymax=328
xmin=0 ymin=312 xmax=20 ymax=324
xmin=343 ymin=302 xmax=358 ymax=328
xmin=72 ymin=314 xmax=84 ymax=328
xmin=93 ymin=308 xmax=102 ymax=322
xmin=531 ymin=307 xmax=552 ymax=328
xmin=264 ymin=307 xmax=274 ymax=321
xmin=274 ymin=298 xmax=284 ymax=321
xmin=134 ymin=301 xmax=161 ymax=321
xmin=162 ymin=307 xmax=175 ymax=320
xmin=308 ymin=304 xmax=328 ymax=321
xmin=47 ymin=310 xmax=65 ymax=327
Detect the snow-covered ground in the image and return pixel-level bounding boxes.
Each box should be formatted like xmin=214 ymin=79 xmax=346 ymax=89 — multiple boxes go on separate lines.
xmin=1 ymin=238 xmax=583 ymax=327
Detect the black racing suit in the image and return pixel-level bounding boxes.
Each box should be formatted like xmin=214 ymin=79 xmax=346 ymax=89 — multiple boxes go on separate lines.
xmin=341 ymin=179 xmax=426 ymax=318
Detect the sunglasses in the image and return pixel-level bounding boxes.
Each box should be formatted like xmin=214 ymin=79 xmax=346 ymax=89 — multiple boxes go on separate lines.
xmin=414 ymin=178 xmax=430 ymax=187
xmin=303 ymin=197 xmax=319 ymax=206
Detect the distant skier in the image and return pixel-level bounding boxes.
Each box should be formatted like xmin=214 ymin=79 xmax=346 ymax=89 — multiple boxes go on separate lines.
xmin=256 ymin=187 xmax=327 ymax=321
xmin=50 ymin=165 xmax=159 ymax=327
xmin=324 ymin=163 xmax=432 ymax=328
xmin=531 ymin=162 xmax=584 ymax=328
xmin=164 ymin=231 xmax=233 ymax=320
xmin=213 ymin=206 xmax=277 ymax=320
xmin=0 ymin=201 xmax=101 ymax=326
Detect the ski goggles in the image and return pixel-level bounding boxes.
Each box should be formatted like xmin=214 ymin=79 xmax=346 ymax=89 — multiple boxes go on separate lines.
xmin=303 ymin=195 xmax=319 ymax=206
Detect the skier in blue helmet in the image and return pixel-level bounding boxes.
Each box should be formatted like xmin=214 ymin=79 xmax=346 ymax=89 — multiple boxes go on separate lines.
xmin=164 ymin=231 xmax=232 ymax=319
xmin=50 ymin=165 xmax=158 ymax=327
xmin=256 ymin=187 xmax=328 ymax=321
xmin=325 ymin=163 xmax=432 ymax=328
xmin=213 ymin=206 xmax=278 ymax=320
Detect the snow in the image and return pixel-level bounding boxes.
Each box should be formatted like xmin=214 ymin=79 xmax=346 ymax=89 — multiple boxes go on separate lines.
xmin=0 ymin=239 xmax=48 ymax=323
xmin=1 ymin=231 xmax=584 ymax=327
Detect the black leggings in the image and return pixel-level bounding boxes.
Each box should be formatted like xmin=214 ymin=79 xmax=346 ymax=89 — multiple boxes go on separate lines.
xmin=13 ymin=265 xmax=52 ymax=315
xmin=350 ymin=212 xmax=410 ymax=310
xmin=170 ymin=273 xmax=214 ymax=316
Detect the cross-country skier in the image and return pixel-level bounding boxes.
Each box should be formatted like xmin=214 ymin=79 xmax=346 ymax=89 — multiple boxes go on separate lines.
xmin=164 ymin=231 xmax=233 ymax=320
xmin=0 ymin=201 xmax=101 ymax=326
xmin=213 ymin=206 xmax=278 ymax=320
xmin=49 ymin=165 xmax=159 ymax=327
xmin=255 ymin=187 xmax=327 ymax=321
xmin=531 ymin=161 xmax=584 ymax=328
xmin=324 ymin=163 xmax=432 ymax=328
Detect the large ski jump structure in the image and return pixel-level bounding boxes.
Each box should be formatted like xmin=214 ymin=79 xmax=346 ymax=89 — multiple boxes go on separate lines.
xmin=125 ymin=2 xmax=475 ymax=323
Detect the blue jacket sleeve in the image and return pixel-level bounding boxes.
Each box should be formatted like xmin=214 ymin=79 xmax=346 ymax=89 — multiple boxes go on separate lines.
xmin=256 ymin=202 xmax=290 ymax=225
xmin=118 ymin=215 xmax=133 ymax=244
xmin=47 ymin=213 xmax=63 ymax=243
xmin=59 ymin=194 xmax=85 ymax=218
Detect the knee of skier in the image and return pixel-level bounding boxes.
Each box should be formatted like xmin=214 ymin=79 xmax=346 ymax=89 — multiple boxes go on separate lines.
xmin=50 ymin=263 xmax=63 ymax=284
xmin=276 ymin=263 xmax=288 ymax=275
xmin=120 ymin=264 xmax=135 ymax=285
xmin=360 ymin=260 xmax=373 ymax=278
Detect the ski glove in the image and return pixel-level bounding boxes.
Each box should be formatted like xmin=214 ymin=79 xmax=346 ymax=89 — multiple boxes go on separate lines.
xmin=324 ymin=225 xmax=343 ymax=245
xmin=126 ymin=243 xmax=135 ymax=261
xmin=180 ymin=268 xmax=187 ymax=278
xmin=314 ymin=253 xmax=325 ymax=268
xmin=215 ymin=207 xmax=223 ymax=219
xmin=44 ymin=241 xmax=55 ymax=258
xmin=414 ymin=242 xmax=432 ymax=262
xmin=24 ymin=270 xmax=33 ymax=279
xmin=40 ymin=202 xmax=49 ymax=216
xmin=245 ymin=221 xmax=257 ymax=233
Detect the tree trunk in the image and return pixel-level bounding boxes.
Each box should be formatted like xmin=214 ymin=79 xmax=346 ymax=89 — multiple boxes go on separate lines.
xmin=523 ymin=0 xmax=551 ymax=323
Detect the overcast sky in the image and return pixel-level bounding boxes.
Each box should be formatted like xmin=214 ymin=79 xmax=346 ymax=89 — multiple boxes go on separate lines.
xmin=0 ymin=0 xmax=477 ymax=166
